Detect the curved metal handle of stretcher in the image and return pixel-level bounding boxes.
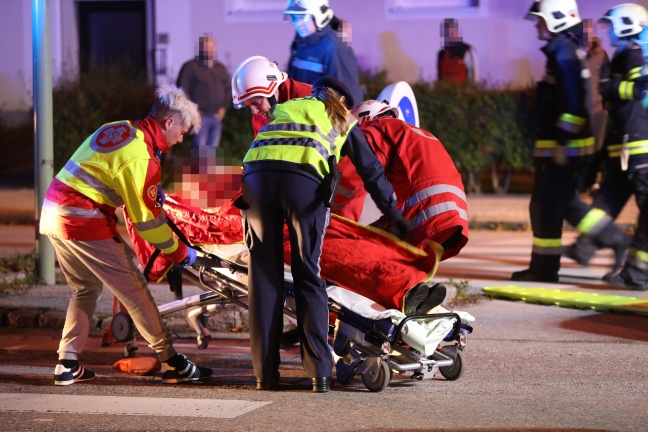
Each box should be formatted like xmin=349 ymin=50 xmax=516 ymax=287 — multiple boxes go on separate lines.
xmin=165 ymin=215 xmax=298 ymax=321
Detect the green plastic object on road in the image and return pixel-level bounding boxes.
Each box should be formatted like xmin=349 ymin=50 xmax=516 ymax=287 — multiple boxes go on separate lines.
xmin=482 ymin=286 xmax=648 ymax=316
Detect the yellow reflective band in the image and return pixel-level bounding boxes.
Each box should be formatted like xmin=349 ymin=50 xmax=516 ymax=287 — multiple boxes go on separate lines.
xmin=559 ymin=113 xmax=586 ymax=126
xmin=576 ymin=208 xmax=607 ymax=234
xmin=532 ymin=237 xmax=562 ymax=248
xmin=626 ymin=66 xmax=643 ymax=80
xmin=619 ymin=81 xmax=634 ymax=100
xmin=633 ymin=249 xmax=648 ymax=263
xmin=535 ymin=138 xmax=595 ymax=149
xmin=607 ymin=140 xmax=648 ymax=157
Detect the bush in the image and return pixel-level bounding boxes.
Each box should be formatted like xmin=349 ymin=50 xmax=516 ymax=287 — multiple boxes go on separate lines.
xmin=4 ymin=63 xmax=538 ymax=194
xmin=52 ymin=62 xmax=156 ymax=172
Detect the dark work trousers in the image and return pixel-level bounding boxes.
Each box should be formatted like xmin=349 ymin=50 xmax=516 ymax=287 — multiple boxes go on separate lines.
xmin=241 ymin=167 xmax=332 ymax=380
xmin=591 ymin=159 xmax=648 ymax=284
xmin=529 ymin=156 xmax=583 ymax=274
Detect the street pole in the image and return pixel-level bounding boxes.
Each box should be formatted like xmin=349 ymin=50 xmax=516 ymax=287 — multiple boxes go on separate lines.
xmin=33 ymin=0 xmax=55 ymax=285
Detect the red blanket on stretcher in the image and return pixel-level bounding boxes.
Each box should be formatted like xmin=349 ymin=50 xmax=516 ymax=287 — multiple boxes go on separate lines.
xmin=126 ymin=194 xmax=441 ymax=310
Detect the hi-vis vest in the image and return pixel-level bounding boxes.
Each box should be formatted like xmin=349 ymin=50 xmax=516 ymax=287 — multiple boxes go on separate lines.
xmin=244 ymin=97 xmax=354 ymax=178
xmin=39 ymin=118 xmax=187 ymax=263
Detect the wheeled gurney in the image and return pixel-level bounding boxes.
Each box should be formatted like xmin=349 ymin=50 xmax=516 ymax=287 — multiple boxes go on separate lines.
xmin=112 ymin=194 xmax=474 ymax=391
xmin=112 ymin=239 xmax=474 ymax=392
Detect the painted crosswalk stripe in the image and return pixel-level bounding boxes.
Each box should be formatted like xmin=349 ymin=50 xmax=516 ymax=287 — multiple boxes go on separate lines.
xmin=0 ymin=393 xmax=270 ymax=418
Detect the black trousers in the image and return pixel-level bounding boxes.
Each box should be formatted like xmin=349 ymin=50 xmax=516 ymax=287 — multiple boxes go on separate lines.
xmin=529 ymin=156 xmax=583 ymax=273
xmin=241 ymin=168 xmax=332 ymax=379
xmin=592 ymin=159 xmax=648 ymax=283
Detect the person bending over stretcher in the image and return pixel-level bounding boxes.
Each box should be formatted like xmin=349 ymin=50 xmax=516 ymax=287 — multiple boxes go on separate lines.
xmin=231 ymin=57 xmax=454 ymax=317
xmin=336 ymin=100 xmax=471 ymax=315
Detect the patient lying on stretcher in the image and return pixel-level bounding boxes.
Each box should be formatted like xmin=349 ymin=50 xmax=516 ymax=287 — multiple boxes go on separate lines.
xmin=126 ymin=192 xmax=459 ymax=317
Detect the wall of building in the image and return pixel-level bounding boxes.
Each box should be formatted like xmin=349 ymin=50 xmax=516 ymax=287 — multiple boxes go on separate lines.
xmin=1 ymin=0 xmax=644 ymax=125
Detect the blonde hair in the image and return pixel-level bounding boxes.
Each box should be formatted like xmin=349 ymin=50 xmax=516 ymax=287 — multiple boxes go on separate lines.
xmin=314 ymin=87 xmax=351 ymax=135
xmin=151 ymin=84 xmax=201 ymax=134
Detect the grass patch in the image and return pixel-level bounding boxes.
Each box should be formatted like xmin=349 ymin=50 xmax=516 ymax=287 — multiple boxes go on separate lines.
xmin=0 ymin=250 xmax=43 ymax=295
xmin=445 ymin=278 xmax=483 ymax=308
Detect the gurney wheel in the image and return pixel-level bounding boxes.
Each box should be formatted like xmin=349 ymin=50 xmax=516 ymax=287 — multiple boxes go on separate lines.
xmin=438 ymin=345 xmax=465 ymax=381
xmin=362 ymin=360 xmax=390 ymax=392
xmin=112 ymin=312 xmax=135 ymax=343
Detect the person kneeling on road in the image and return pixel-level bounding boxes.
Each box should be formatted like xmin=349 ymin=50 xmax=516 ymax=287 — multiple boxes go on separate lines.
xmin=39 ymin=84 xmax=212 ymax=385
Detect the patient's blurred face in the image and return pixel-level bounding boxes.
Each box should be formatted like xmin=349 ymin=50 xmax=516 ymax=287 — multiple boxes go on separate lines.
xmin=245 ymin=96 xmax=273 ymax=115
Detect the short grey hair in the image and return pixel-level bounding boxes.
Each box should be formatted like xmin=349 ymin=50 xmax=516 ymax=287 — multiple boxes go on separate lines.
xmin=151 ymin=84 xmax=201 ymax=134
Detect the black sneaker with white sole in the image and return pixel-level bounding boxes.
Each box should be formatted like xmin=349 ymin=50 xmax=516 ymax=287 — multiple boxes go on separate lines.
xmin=53 ymin=362 xmax=96 ymax=386
xmin=161 ymin=353 xmax=213 ymax=384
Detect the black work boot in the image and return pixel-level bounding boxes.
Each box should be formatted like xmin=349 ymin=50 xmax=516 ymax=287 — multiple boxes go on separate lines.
xmin=562 ymin=235 xmax=597 ymax=266
xmin=590 ymin=223 xmax=631 ymax=273
xmin=511 ymin=268 xmax=559 ymax=283
xmin=603 ymin=271 xmax=648 ymax=291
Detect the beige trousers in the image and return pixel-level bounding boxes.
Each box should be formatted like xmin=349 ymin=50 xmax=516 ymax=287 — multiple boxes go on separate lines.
xmin=49 ymin=236 xmax=176 ymax=362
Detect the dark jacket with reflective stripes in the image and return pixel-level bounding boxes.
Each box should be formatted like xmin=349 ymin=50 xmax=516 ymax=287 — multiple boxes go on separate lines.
xmin=602 ymin=41 xmax=648 ymax=156
xmin=535 ymin=32 xmax=593 ymax=155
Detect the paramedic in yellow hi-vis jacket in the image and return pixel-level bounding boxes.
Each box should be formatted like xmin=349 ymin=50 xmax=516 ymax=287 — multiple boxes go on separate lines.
xmin=512 ymin=0 xmax=595 ymax=283
xmin=40 ymin=85 xmax=213 ymax=385
xmin=239 ymin=76 xmax=407 ymax=393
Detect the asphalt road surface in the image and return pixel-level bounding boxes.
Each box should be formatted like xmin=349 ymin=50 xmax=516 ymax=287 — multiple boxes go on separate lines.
xmin=1 ymin=294 xmax=647 ymax=432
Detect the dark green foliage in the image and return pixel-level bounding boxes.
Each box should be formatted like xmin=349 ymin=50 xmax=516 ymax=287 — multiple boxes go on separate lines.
xmin=9 ymin=64 xmax=538 ymax=194
xmin=52 ymin=62 xmax=156 ymax=172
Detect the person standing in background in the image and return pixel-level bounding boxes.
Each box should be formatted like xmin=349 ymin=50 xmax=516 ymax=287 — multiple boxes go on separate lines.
xmin=284 ymin=0 xmax=364 ymax=106
xmin=511 ymin=0 xmax=595 ymax=283
xmin=177 ymin=34 xmax=231 ymax=148
xmin=437 ymin=18 xmax=478 ymax=84
xmin=563 ymin=4 xmax=648 ymax=290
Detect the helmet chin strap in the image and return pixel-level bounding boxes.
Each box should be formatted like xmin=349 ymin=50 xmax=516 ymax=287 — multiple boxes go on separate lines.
xmin=267 ymin=95 xmax=277 ymax=107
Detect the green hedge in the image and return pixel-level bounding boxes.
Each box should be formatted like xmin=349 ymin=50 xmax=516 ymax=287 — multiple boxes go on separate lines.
xmin=44 ymin=65 xmax=537 ymax=193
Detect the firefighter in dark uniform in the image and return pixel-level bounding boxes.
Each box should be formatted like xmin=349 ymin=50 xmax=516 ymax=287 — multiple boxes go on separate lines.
xmin=239 ymin=76 xmax=407 ymax=392
xmin=564 ymin=4 xmax=648 ymax=291
xmin=512 ymin=0 xmax=596 ymax=282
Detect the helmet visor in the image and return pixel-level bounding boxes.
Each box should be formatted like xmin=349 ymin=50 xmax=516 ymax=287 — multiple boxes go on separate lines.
xmin=525 ymin=1 xmax=541 ymax=21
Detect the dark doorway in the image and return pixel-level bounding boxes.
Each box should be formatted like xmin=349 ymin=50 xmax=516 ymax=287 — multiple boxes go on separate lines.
xmin=78 ymin=1 xmax=147 ymax=75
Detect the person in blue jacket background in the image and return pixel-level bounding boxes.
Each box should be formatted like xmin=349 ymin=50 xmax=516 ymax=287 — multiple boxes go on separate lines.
xmin=284 ymin=0 xmax=364 ymax=106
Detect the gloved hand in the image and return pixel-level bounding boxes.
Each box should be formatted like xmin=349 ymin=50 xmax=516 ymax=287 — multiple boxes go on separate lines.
xmin=183 ymin=247 xmax=197 ymax=267
xmin=156 ymin=185 xmax=166 ymax=208
xmin=389 ymin=214 xmax=411 ymax=238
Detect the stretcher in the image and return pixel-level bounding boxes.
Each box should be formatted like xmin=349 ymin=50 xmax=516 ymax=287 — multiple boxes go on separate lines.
xmin=112 ymin=194 xmax=475 ymax=391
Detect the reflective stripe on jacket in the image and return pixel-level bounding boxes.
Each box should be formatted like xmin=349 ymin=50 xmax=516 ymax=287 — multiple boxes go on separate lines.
xmin=357 ymin=117 xmax=468 ymax=260
xmin=39 ymin=116 xmax=187 ymax=263
xmin=251 ymin=78 xmax=312 ymax=137
xmin=244 ymin=97 xmax=352 ymax=178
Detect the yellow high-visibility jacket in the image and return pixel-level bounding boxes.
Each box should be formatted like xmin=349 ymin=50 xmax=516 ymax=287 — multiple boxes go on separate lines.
xmin=39 ymin=116 xmax=187 ymax=263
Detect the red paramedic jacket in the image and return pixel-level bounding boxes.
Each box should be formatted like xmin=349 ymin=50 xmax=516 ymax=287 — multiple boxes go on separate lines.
xmin=334 ymin=117 xmax=469 ymax=261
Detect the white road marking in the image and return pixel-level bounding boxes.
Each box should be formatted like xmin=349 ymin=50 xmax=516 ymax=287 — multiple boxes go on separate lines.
xmin=0 ymin=393 xmax=270 ymax=419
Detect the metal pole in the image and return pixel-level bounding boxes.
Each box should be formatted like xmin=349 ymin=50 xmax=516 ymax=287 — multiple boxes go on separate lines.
xmin=33 ymin=0 xmax=55 ymax=285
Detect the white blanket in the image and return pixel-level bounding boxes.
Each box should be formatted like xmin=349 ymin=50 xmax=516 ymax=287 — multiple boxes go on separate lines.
xmin=327 ymin=285 xmax=475 ymax=356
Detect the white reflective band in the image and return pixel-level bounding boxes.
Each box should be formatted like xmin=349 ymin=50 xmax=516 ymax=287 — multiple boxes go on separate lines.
xmin=291 ymin=58 xmax=324 ymax=73
xmin=42 ymin=199 xmax=107 ymax=219
xmin=411 ymin=201 xmax=467 ymax=230
xmin=406 ymin=184 xmax=466 ymax=211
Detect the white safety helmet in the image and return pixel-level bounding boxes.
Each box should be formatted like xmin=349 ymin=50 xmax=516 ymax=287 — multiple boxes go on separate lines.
xmin=231 ymin=56 xmax=288 ymax=109
xmin=526 ymin=0 xmax=581 ymax=33
xmin=350 ymin=100 xmax=400 ymax=126
xmin=599 ymin=3 xmax=648 ymax=38
xmin=284 ymin=0 xmax=334 ymax=30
